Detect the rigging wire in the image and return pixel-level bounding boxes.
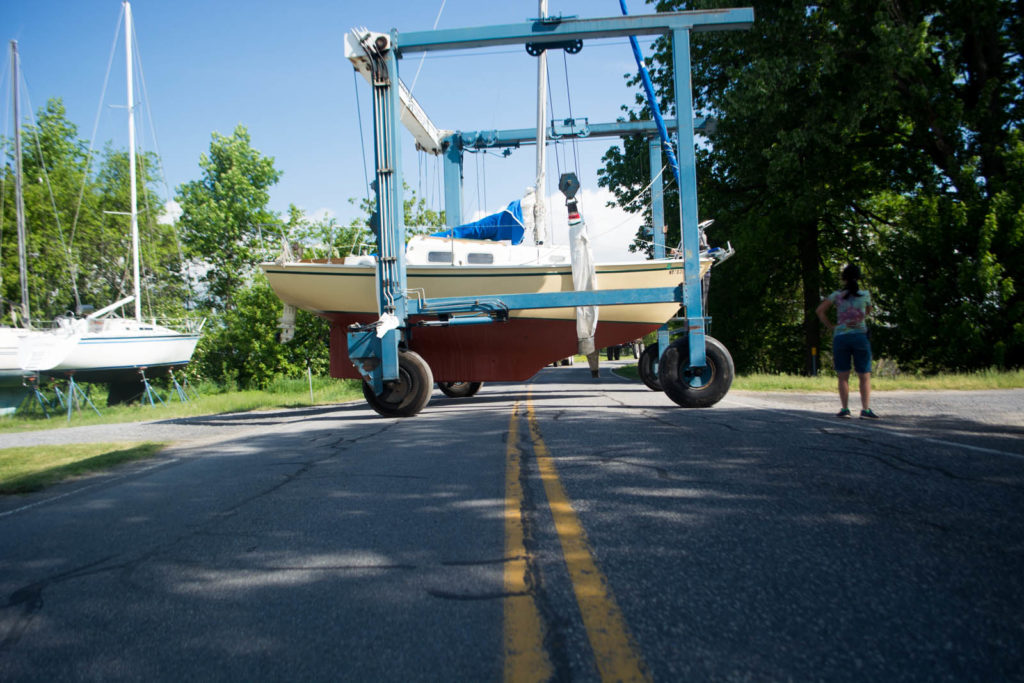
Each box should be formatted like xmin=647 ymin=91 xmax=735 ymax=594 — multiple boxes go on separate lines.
xmin=353 ymin=70 xmax=371 ymax=205
xmin=21 ymin=75 xmax=81 ymax=314
xmin=132 ymin=17 xmax=194 ymax=317
xmin=561 ymin=50 xmax=581 ymax=176
xmin=545 ymin=60 xmax=563 ymax=180
xmin=435 ymin=153 xmax=443 ymax=220
xmin=407 ymin=0 xmax=448 ymax=97
xmin=589 ymin=164 xmax=667 ymax=242
xmin=474 ymin=149 xmax=482 ymax=216
xmin=131 ymin=24 xmax=159 ymax=318
xmin=69 ymin=5 xmax=123 ymax=260
xmin=0 ymin=63 xmax=9 ymax=291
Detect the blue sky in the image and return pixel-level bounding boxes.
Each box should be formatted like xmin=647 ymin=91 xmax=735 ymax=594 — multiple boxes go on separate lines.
xmin=5 ymin=0 xmax=666 ymax=259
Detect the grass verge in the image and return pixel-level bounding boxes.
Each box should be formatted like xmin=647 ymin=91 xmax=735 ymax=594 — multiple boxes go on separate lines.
xmin=0 ymin=377 xmax=364 ymax=435
xmin=0 ymin=442 xmax=166 ymax=494
xmin=613 ymin=365 xmax=1024 ymax=391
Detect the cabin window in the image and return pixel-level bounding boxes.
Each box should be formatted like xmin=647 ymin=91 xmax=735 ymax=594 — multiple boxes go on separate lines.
xmin=467 ymin=253 xmax=494 ymax=264
xmin=427 ymin=251 xmax=453 ymax=264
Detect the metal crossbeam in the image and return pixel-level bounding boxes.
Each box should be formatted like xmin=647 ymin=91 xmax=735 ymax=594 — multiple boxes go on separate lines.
xmin=397 ymin=10 xmax=754 ymax=53
xmin=410 ymin=286 xmax=682 ymax=316
xmin=451 ymin=117 xmax=714 ymax=150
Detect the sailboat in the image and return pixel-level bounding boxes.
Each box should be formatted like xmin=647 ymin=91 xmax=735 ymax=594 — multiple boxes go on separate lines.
xmin=264 ymin=246 xmax=709 ymax=382
xmin=20 ymin=2 xmax=199 ymax=394
xmin=262 ymin=16 xmax=722 ymax=388
xmin=0 ymin=40 xmax=66 ymax=414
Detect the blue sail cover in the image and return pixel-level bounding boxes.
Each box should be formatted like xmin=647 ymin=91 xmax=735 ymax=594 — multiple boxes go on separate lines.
xmin=431 ymin=200 xmax=525 ymax=245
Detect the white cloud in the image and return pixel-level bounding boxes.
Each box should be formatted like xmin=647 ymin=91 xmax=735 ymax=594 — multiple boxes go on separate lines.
xmin=544 ymin=187 xmax=647 ymax=262
xmin=158 ymin=199 xmax=182 ymax=225
xmin=308 ymin=207 xmax=337 ymax=223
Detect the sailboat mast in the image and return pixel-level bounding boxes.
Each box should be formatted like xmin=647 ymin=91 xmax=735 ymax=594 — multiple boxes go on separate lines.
xmin=125 ymin=1 xmax=141 ymax=322
xmin=533 ymin=0 xmax=548 ymax=245
xmin=10 ymin=41 xmax=30 ymax=327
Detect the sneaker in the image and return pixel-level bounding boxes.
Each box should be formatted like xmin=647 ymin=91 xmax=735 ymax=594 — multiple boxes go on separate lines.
xmin=860 ymin=409 xmax=880 ymax=419
xmin=836 ymin=408 xmax=851 ymax=418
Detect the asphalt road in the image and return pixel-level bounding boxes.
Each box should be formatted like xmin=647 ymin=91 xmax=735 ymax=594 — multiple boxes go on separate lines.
xmin=1 ymin=365 xmax=1022 ymax=681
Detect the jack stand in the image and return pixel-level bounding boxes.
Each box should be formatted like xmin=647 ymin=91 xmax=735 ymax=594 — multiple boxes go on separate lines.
xmin=52 ymin=383 xmax=67 ymax=409
xmin=22 ymin=375 xmax=52 ymax=419
xmin=64 ymin=375 xmax=101 ymax=421
xmin=139 ymin=369 xmax=165 ymax=407
xmin=168 ymin=369 xmax=191 ymax=403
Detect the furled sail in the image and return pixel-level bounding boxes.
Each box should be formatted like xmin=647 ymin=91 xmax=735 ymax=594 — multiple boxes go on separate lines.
xmin=568 ymin=207 xmax=598 ymax=358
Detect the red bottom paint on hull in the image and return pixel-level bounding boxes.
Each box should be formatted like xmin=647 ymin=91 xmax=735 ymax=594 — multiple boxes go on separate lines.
xmin=327 ymin=314 xmax=662 ymax=382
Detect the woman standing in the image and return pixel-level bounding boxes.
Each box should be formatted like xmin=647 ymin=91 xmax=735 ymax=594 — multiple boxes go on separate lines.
xmin=816 ymin=264 xmax=879 ymax=419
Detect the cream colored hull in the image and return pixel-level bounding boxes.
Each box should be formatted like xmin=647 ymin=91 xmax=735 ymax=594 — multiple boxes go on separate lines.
xmin=261 ymin=258 xmax=708 ymax=325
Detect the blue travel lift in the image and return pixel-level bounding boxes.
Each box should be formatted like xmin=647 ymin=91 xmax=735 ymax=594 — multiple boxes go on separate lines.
xmin=347 ymin=7 xmax=754 ymax=417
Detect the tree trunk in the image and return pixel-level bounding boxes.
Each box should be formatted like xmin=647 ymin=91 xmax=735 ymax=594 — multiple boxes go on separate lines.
xmin=797 ymin=221 xmax=822 ymax=376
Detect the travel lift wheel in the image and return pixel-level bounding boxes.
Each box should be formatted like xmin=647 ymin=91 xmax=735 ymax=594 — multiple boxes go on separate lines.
xmin=638 ymin=343 xmax=663 ymax=392
xmin=362 ymin=349 xmax=434 ymax=418
xmin=437 ymin=381 xmax=483 ymax=398
xmin=657 ymin=335 xmax=735 ymax=408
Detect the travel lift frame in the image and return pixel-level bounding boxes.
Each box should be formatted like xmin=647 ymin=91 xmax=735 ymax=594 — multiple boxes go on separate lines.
xmin=346 ymin=8 xmax=754 ymax=416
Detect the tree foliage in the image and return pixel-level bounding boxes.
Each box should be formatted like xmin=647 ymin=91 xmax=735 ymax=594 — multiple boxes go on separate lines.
xmin=600 ymin=0 xmax=1023 ymax=372
xmin=175 ymin=124 xmax=281 ymax=312
xmin=181 ymin=146 xmax=446 ymax=388
xmin=1 ymin=98 xmax=189 ymax=325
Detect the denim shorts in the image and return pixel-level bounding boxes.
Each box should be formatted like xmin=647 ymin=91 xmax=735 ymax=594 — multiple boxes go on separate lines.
xmin=833 ymin=332 xmax=872 ymax=374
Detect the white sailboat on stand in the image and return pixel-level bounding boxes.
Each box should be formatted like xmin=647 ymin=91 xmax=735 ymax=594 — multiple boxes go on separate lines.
xmin=1 ymin=40 xmax=43 ymax=413
xmin=1 ymin=40 xmax=78 ymax=413
xmin=22 ymin=1 xmax=200 ymax=402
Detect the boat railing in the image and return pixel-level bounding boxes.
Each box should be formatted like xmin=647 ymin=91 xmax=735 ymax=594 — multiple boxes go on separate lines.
xmin=30 ymin=314 xmax=205 ymax=336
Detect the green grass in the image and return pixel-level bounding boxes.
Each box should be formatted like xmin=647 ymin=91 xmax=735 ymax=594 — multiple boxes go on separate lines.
xmin=614 ymin=365 xmax=1024 ymax=392
xmin=0 ymin=442 xmax=167 ymax=494
xmin=0 ymin=376 xmax=364 ymax=434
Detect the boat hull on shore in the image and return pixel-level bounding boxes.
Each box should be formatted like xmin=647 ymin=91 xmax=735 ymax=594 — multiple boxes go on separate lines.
xmin=20 ymin=319 xmax=199 ymax=383
xmin=262 ymin=258 xmax=705 ymax=381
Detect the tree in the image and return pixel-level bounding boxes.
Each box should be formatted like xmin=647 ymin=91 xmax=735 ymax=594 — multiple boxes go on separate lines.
xmin=175 ymin=124 xmax=281 ymax=311
xmin=2 ymin=97 xmax=189 ymax=326
xmin=1 ymin=98 xmax=93 ymax=323
xmin=191 ymin=185 xmax=444 ymax=389
xmin=600 ymin=0 xmax=1022 ymax=372
xmin=862 ymin=1 xmax=1023 ymax=370
xmin=192 ymin=277 xmax=329 ymax=389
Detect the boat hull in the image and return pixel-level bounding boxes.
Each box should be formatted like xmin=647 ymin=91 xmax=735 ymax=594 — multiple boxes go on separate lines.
xmin=327 ymin=313 xmax=656 ymax=381
xmin=20 ymin=320 xmax=199 ymax=383
xmin=2 ymin=327 xmax=47 ymax=414
xmin=44 ymin=332 xmax=201 ymax=383
xmin=263 ymin=259 xmax=701 ymax=382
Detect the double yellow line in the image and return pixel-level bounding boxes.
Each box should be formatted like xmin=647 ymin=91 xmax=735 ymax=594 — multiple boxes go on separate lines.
xmin=503 ymin=392 xmax=649 ymax=682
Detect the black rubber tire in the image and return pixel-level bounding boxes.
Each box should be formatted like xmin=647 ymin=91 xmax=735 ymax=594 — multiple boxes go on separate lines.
xmin=638 ymin=343 xmax=662 ymax=392
xmin=362 ymin=349 xmax=434 ymax=417
xmin=437 ymin=381 xmax=483 ymax=398
xmin=657 ymin=335 xmax=734 ymax=408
